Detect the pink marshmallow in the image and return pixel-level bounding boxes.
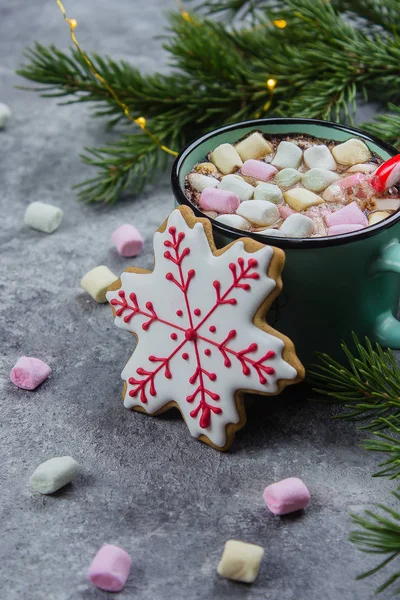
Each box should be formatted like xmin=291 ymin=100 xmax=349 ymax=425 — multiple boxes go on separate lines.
xmin=324 ymin=201 xmax=368 ymax=228
xmin=199 ymin=188 xmax=240 ymax=214
xmin=10 ymin=356 xmax=51 ymax=390
xmin=112 ymin=224 xmax=144 ymax=257
xmin=328 ymin=223 xmax=365 ymax=236
xmin=338 ymin=173 xmax=366 ymax=189
xmin=88 ymin=544 xmax=132 ymax=592
xmin=241 ymin=159 xmax=277 ymax=182
xmin=278 ymin=204 xmax=296 ymax=219
xmin=263 ymin=477 xmax=311 ymax=516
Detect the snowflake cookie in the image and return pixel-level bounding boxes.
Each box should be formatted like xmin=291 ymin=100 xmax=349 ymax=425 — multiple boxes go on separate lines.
xmin=106 ymin=206 xmax=304 ymax=450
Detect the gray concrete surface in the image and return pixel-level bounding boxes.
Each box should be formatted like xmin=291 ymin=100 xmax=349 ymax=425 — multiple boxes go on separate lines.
xmin=1 ymin=1 xmax=398 ymax=599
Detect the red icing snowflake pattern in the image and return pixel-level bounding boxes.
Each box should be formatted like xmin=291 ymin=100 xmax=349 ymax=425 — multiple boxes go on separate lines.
xmin=107 ymin=209 xmax=297 ymax=448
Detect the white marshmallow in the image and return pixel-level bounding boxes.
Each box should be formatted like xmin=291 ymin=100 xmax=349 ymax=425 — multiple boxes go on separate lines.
xmin=302 ymin=168 xmax=340 ymax=193
xmin=235 ymin=132 xmax=273 ymax=161
xmin=195 ymin=162 xmax=220 ymax=176
xmin=280 ymin=213 xmax=315 ymax=238
xmin=218 ymin=174 xmax=254 ymax=201
xmin=24 ymin=201 xmax=63 ymax=234
xmin=257 ymin=228 xmax=285 ymax=237
xmin=187 ymin=173 xmax=219 ymax=192
xmin=209 ymin=144 xmax=243 ymax=174
xmin=253 ymin=183 xmax=283 ymax=204
xmin=283 ymin=188 xmax=324 ymax=211
xmin=332 ymin=138 xmax=371 ymax=165
xmin=236 ymin=200 xmax=279 ymax=226
xmin=273 ymin=168 xmax=301 ymax=189
xmin=271 ymin=141 xmax=303 ymax=170
xmin=370 ymin=198 xmax=400 ymax=211
xmin=346 ymin=163 xmax=378 ymax=174
xmin=322 ymin=184 xmax=346 ymax=203
xmin=81 ymin=265 xmax=119 ymax=303
xmin=215 ymin=214 xmax=251 ymax=230
xmin=368 ymin=211 xmax=391 ymax=225
xmin=303 ymin=145 xmax=336 ymax=170
xmin=30 ymin=456 xmax=79 ymax=494
xmin=0 ymin=102 xmax=11 ymax=128
xmin=217 ymin=540 xmax=264 ymax=584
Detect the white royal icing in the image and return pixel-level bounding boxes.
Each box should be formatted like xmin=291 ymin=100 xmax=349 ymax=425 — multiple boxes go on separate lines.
xmin=106 ymin=209 xmax=298 ymax=448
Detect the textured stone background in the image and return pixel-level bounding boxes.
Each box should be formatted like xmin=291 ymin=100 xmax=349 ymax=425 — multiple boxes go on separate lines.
xmin=0 ymin=1 xmax=397 ymax=599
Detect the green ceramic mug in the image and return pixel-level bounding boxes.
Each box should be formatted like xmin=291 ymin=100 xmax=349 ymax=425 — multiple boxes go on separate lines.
xmin=171 ymin=118 xmax=400 ymax=369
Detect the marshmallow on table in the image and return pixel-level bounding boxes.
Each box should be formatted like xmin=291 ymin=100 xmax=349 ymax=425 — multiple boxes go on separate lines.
xmin=217 ymin=540 xmax=264 ymax=584
xmin=368 ymin=211 xmax=390 ymax=225
xmin=30 ymin=456 xmax=79 ymax=494
xmin=241 ymin=159 xmax=277 ymax=182
xmin=283 ymin=188 xmax=324 ymax=212
xmin=332 ymin=138 xmax=371 ymax=165
xmin=199 ymin=188 xmax=240 ymax=213
xmin=81 ymin=266 xmax=119 ymax=303
xmin=271 ymin=141 xmax=303 ymax=170
xmin=274 ymin=168 xmax=301 ymax=189
xmin=215 ymin=214 xmax=251 ymax=231
xmin=112 ymin=224 xmax=143 ymax=257
xmin=301 ymin=168 xmax=340 ymax=193
xmin=209 ymin=143 xmax=243 ymax=174
xmin=0 ymin=102 xmax=11 ymax=128
xmin=236 ymin=200 xmax=279 ymax=227
xmin=280 ymin=213 xmax=314 ymax=238
xmin=257 ymin=228 xmax=285 ymax=237
xmin=187 ymin=172 xmax=219 ymax=192
xmin=324 ymin=201 xmax=368 ymax=228
xmin=303 ymin=145 xmax=336 ymax=171
xmin=235 ymin=132 xmax=273 ymax=161
xmin=218 ymin=174 xmax=254 ymax=201
xmin=328 ymin=223 xmax=365 ymax=236
xmin=88 ymin=544 xmax=132 ymax=592
xmin=24 ymin=201 xmax=63 ymax=234
xmin=263 ymin=477 xmax=311 ymax=515
xmin=253 ymin=183 xmax=283 ymax=204
xmin=10 ymin=356 xmax=51 ymax=390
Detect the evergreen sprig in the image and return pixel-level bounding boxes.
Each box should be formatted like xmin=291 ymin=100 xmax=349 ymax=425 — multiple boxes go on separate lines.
xmin=16 ymin=0 xmax=400 ymax=203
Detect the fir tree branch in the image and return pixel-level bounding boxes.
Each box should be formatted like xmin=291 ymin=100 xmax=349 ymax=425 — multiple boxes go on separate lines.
xmin=362 ymin=417 xmax=400 ymax=479
xmin=363 ymin=104 xmax=400 ymax=150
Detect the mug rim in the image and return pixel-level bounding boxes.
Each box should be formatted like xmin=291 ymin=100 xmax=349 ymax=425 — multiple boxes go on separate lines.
xmin=171 ymin=117 xmax=400 ymax=249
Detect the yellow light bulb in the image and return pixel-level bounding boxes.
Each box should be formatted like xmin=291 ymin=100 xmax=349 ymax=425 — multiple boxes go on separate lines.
xmin=273 ymin=19 xmax=287 ymax=29
xmin=267 ymin=78 xmax=277 ymax=90
xmin=182 ymin=10 xmax=191 ymax=22
xmin=135 ymin=117 xmax=147 ymax=129
xmin=66 ymin=17 xmax=77 ymax=30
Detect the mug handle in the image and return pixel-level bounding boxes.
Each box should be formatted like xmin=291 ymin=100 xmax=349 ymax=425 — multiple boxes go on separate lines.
xmin=371 ymin=240 xmax=400 ymax=347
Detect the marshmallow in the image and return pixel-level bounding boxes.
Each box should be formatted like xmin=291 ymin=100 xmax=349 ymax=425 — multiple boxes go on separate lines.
xmin=263 ymin=477 xmax=311 ymax=515
xmin=24 ymin=201 xmax=63 ymax=234
xmin=187 ymin=172 xmax=219 ymax=192
xmin=370 ymin=198 xmax=400 ymax=211
xmin=81 ymin=266 xmax=119 ymax=303
xmin=337 ymin=172 xmax=366 ymax=189
xmin=347 ymin=163 xmax=378 ymax=174
xmin=328 ymin=223 xmax=365 ymax=236
xmin=301 ymin=168 xmax=340 ymax=193
xmin=236 ymin=200 xmax=279 ymax=226
xmin=235 ymin=132 xmax=273 ymax=161
xmin=88 ymin=544 xmax=132 ymax=592
xmin=0 ymin=102 xmax=11 ymax=128
xmin=215 ymin=214 xmax=251 ymax=230
xmin=199 ymin=187 xmax=240 ymax=213
xmin=273 ymin=168 xmax=301 ymax=189
xmin=209 ymin=143 xmax=243 ymax=174
xmin=368 ymin=210 xmax=391 ymax=225
xmin=30 ymin=456 xmax=79 ymax=494
xmin=324 ymin=202 xmax=368 ymax=228
xmin=202 ymin=210 xmax=218 ymax=219
xmin=283 ymin=188 xmax=324 ymax=211
xmin=195 ymin=162 xmax=220 ymax=176
xmin=257 ymin=228 xmax=285 ymax=237
xmin=332 ymin=138 xmax=371 ymax=165
xmin=278 ymin=204 xmax=296 ymax=220
xmin=271 ymin=141 xmax=303 ymax=170
xmin=10 ymin=356 xmax=51 ymax=390
xmin=322 ymin=184 xmax=346 ymax=203
xmin=218 ymin=174 xmax=254 ymax=201
xmin=112 ymin=224 xmax=143 ymax=257
xmin=217 ymin=540 xmax=264 ymax=584
xmin=253 ymin=183 xmax=283 ymax=204
xmin=280 ymin=213 xmax=314 ymax=238
xmin=304 ymin=145 xmax=336 ymax=170
xmin=241 ymin=159 xmax=277 ymax=182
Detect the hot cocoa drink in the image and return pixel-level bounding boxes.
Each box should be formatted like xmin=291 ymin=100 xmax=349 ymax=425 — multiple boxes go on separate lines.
xmin=184 ymin=131 xmax=400 ymax=238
